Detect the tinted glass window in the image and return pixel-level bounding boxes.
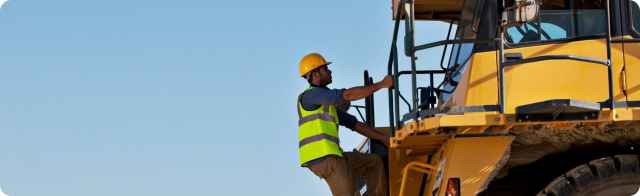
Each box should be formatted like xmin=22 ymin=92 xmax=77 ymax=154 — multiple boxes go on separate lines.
xmin=441 ymin=25 xmax=475 ymax=102
xmin=447 ymin=26 xmax=475 ymax=69
xmin=630 ymin=0 xmax=640 ymax=33
xmin=506 ymin=0 xmax=606 ymax=44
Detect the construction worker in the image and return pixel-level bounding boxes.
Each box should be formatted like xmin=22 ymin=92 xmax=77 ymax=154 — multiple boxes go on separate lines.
xmin=297 ymin=53 xmax=393 ymax=196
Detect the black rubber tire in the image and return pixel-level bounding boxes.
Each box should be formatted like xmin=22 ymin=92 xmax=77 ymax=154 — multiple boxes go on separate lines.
xmin=537 ymin=155 xmax=640 ymax=196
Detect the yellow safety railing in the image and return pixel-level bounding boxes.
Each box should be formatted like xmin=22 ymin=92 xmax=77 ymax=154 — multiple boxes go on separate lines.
xmin=398 ymin=161 xmax=437 ymax=196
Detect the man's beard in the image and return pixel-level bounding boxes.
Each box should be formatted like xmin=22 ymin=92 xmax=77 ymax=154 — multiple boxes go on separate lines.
xmin=324 ymin=78 xmax=332 ymax=86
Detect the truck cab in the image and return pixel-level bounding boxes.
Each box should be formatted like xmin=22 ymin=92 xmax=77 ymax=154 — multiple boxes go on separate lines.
xmin=358 ymin=0 xmax=640 ymax=195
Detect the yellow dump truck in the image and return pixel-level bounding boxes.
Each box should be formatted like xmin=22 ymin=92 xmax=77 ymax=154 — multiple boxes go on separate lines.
xmin=355 ymin=0 xmax=640 ymax=195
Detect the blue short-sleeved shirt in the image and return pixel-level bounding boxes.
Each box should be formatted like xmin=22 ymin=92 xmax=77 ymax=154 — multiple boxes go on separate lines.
xmin=298 ymin=86 xmax=358 ymax=129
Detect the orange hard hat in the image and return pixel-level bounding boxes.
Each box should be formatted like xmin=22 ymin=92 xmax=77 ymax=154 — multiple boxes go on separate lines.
xmin=299 ymin=53 xmax=332 ymax=77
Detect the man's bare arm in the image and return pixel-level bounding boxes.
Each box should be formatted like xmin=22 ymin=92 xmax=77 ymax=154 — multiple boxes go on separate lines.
xmin=342 ymin=75 xmax=394 ymax=101
xmin=353 ymin=122 xmax=390 ymax=147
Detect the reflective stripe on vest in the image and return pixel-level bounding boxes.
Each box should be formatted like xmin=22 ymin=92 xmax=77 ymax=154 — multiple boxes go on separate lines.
xmin=298 ymin=133 xmax=340 ymax=148
xmin=297 ymin=87 xmax=342 ymax=166
xmin=298 ymin=113 xmax=337 ymax=126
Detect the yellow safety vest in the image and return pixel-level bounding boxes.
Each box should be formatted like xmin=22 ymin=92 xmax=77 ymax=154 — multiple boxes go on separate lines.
xmin=298 ymin=87 xmax=343 ymax=166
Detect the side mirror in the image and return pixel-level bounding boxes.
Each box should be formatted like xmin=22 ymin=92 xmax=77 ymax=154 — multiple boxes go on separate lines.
xmin=403 ymin=2 xmax=415 ymax=57
xmin=501 ymin=0 xmax=541 ymax=27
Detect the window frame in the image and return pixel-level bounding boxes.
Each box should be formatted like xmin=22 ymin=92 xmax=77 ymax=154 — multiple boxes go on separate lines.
xmin=505 ymin=1 xmax=610 ymax=46
xmin=627 ymin=0 xmax=640 ymax=37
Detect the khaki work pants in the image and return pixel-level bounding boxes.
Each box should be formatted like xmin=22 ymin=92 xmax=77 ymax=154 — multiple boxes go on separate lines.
xmin=308 ymin=152 xmax=387 ymax=196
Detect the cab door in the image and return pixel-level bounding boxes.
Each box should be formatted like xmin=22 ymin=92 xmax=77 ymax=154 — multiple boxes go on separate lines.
xmin=498 ymin=0 xmax=626 ymax=113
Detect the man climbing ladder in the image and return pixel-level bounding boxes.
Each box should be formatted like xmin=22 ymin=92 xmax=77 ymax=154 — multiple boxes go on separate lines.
xmin=297 ymin=53 xmax=393 ymax=196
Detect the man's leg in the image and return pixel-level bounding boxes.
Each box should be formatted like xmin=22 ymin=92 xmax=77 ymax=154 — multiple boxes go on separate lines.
xmin=344 ymin=152 xmax=388 ymax=196
xmin=308 ymin=156 xmax=356 ymax=196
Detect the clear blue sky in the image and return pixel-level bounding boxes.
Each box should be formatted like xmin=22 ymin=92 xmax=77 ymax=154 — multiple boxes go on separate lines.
xmin=0 ymin=0 xmax=449 ymax=195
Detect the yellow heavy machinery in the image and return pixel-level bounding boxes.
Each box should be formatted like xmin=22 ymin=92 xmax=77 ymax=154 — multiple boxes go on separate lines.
xmin=355 ymin=0 xmax=640 ymax=195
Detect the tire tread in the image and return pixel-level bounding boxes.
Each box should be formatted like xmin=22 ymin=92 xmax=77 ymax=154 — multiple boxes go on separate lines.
xmin=539 ymin=155 xmax=640 ymax=196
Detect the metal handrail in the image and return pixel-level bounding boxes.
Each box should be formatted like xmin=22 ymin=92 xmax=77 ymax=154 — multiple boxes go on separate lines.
xmin=386 ymin=0 xmax=457 ymax=129
xmin=399 ymin=70 xmax=448 ymax=112
xmin=364 ymin=71 xmax=375 ymax=127
xmin=408 ymin=0 xmax=419 ymax=117
xmin=398 ymin=70 xmax=446 ymax=75
xmin=387 ymin=0 xmax=405 ymax=132
xmin=503 ymin=55 xmax=609 ymax=67
xmin=605 ymin=0 xmax=615 ymax=110
xmin=414 ymin=39 xmax=496 ymax=51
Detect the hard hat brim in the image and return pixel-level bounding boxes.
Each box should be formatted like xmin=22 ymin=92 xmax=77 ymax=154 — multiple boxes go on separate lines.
xmin=311 ymin=62 xmax=333 ymax=72
xmin=301 ymin=62 xmax=333 ymax=78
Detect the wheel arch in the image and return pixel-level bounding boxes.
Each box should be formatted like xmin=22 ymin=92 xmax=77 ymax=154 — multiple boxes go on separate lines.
xmin=480 ymin=143 xmax=640 ymax=196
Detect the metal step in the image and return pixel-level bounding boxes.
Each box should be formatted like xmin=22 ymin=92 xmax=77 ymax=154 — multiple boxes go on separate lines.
xmin=516 ymin=99 xmax=601 ymax=121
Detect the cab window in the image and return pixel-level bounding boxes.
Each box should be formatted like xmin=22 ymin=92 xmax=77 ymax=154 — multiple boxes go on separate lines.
xmin=629 ymin=0 xmax=640 ymax=35
xmin=441 ymin=25 xmax=475 ymax=102
xmin=506 ymin=0 xmax=607 ymax=44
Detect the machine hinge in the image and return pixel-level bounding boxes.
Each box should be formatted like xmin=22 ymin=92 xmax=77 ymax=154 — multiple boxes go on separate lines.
xmin=621 ymin=68 xmax=628 ymax=96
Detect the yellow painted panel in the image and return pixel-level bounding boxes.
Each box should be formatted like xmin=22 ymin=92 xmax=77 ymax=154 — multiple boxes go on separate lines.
xmin=503 ymin=59 xmax=609 ymax=113
xmin=464 ymin=52 xmax=500 ymax=107
xmin=613 ymin=108 xmax=635 ymax=121
xmin=439 ymin=113 xmax=503 ymax=127
xmin=622 ymin=41 xmax=640 ymax=101
xmin=427 ymin=136 xmax=514 ymax=196
xmin=462 ymin=39 xmax=626 ymax=113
